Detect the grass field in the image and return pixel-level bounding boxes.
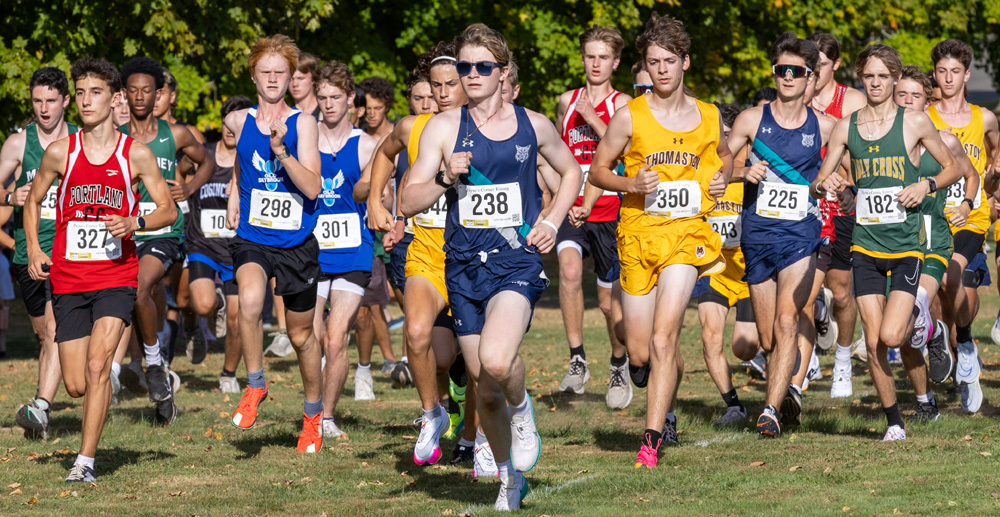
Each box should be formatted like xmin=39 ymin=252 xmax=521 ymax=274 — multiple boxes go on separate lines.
xmin=3 ymin=253 xmax=1000 ymax=515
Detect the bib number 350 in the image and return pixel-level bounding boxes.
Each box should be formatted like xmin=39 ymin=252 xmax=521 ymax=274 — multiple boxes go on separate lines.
xmin=644 ymin=180 xmax=700 ymax=218
xmin=249 ymin=190 xmax=304 ymax=230
xmin=459 ymin=183 xmax=523 ymax=228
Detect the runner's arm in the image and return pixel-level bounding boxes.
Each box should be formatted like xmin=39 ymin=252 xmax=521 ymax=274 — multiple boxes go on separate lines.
xmin=0 ymin=132 xmax=25 ymax=206
xmin=726 ymin=108 xmax=762 ymax=182
xmin=897 ymin=112 xmax=962 ymax=208
xmin=941 ymin=131 xmax=979 ymax=226
xmin=811 ymin=117 xmax=851 ymax=197
xmin=106 ymin=143 xmax=176 ymax=236
xmin=172 ymin=123 xmax=214 ymax=200
xmin=589 ymin=107 xmax=635 ymax=193
xmin=399 ymin=114 xmax=455 ymax=217
xmin=529 ymin=110 xmax=582 ymax=252
xmin=710 ymin=111 xmax=735 ymax=195
xmin=272 ymin=113 xmax=322 ymax=199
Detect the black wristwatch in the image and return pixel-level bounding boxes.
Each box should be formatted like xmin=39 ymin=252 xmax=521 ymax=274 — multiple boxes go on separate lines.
xmin=395 ymin=216 xmax=405 ymax=222
xmin=962 ymin=198 xmax=975 ymax=210
xmin=435 ymin=170 xmax=455 ymax=188
xmin=3 ymin=193 xmax=10 ymax=206
xmin=137 ymin=216 xmax=146 ymax=230
xmin=926 ymin=177 xmax=937 ymax=193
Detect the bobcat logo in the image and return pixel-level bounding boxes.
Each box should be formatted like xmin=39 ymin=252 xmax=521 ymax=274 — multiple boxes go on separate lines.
xmin=252 ymin=150 xmax=283 ymax=191
xmin=802 ymin=133 xmax=815 ymax=147
xmin=696 ymin=245 xmax=705 ymax=258
xmin=515 ymin=145 xmax=531 ymax=164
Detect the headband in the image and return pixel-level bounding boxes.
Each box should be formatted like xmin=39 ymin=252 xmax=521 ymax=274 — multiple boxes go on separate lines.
xmin=430 ymin=56 xmax=456 ymax=64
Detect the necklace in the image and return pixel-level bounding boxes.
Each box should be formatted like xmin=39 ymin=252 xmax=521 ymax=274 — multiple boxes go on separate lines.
xmin=936 ymin=101 xmax=970 ymax=115
xmin=320 ymin=125 xmax=351 ymax=158
xmin=462 ymin=102 xmax=504 ymax=148
xmin=857 ymin=107 xmax=892 ymax=139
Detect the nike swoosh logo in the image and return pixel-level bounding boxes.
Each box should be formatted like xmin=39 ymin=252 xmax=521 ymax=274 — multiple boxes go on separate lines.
xmin=904 ymin=263 xmax=919 ymax=285
xmin=958 ymin=364 xmax=972 ymax=377
xmin=159 ymin=138 xmax=169 ymax=143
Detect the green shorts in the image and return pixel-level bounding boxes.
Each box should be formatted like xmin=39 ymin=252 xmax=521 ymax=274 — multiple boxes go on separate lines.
xmin=921 ymin=249 xmax=952 ymax=285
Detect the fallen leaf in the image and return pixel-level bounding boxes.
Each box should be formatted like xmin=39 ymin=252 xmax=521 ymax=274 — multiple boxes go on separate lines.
xmin=219 ymin=412 xmax=229 ymax=419
xmin=356 ymin=481 xmax=368 ymax=488
xmin=948 ymin=501 xmax=957 ymax=506
xmin=214 ymin=432 xmax=222 ymax=440
xmin=60 ymin=448 xmax=70 ymax=454
xmin=578 ymin=469 xmax=590 ymax=474
xmin=336 ymin=433 xmax=350 ymax=441
xmin=205 ymin=427 xmax=213 ymax=438
xmin=26 ymin=495 xmax=37 ymax=505
xmin=400 ymin=472 xmax=408 ymax=477
xmin=824 ymin=467 xmax=833 ymax=474
xmin=638 ymin=497 xmax=649 ymax=502
xmin=223 ymin=395 xmax=230 ymax=402
xmin=71 ymin=491 xmax=78 ymax=497
xmin=301 ymin=477 xmax=312 ymax=482
xmin=750 ymin=461 xmax=765 ymax=467
xmin=843 ymin=507 xmax=850 ymax=512
xmin=9 ymin=489 xmax=22 ymax=496
xmin=979 ymin=452 xmax=992 ymax=457
xmin=740 ymin=386 xmax=751 ymax=392
xmin=789 ymin=465 xmax=802 ymax=472
xmin=204 ymin=446 xmax=212 ymax=452
xmin=402 ymin=435 xmax=417 ymax=440
xmin=442 ymin=510 xmax=454 ymax=515
xmin=60 ymin=490 xmax=71 ymax=498
xmin=961 ymin=435 xmax=973 ymax=442
xmin=7 ymin=483 xmax=20 ymax=489
xmin=361 ymin=462 xmax=369 ymax=467
xmin=50 ymin=438 xmax=60 ymax=445
xmin=407 ymin=481 xmax=416 ymax=488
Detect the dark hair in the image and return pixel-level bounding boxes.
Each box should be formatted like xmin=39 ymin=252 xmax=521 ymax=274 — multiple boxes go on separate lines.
xmin=899 ymin=65 xmax=933 ymax=99
xmin=29 ymin=67 xmax=70 ymax=97
xmin=770 ymin=32 xmax=820 ymax=71
xmin=296 ymin=52 xmax=321 ymax=82
xmin=807 ymin=33 xmax=841 ymax=62
xmin=579 ymin=26 xmax=625 ymax=59
xmin=630 ymin=61 xmax=645 ymax=77
xmin=931 ymin=38 xmax=973 ymax=71
xmin=162 ymin=67 xmax=178 ymax=92
xmin=353 ymin=86 xmax=366 ymax=108
xmin=752 ymin=87 xmax=777 ymax=106
xmin=405 ymin=67 xmax=428 ymax=98
xmin=714 ymin=102 xmax=741 ymax=129
xmin=316 ymin=61 xmax=356 ymax=96
xmin=636 ymin=13 xmax=690 ymax=59
xmin=417 ymin=41 xmax=458 ymax=78
xmin=359 ymin=76 xmax=394 ymax=106
xmin=71 ymin=57 xmax=122 ymax=92
xmin=455 ymin=23 xmax=512 ymax=66
xmin=121 ymin=57 xmax=165 ymax=90
xmin=507 ymin=60 xmax=519 ymax=87
xmin=855 ymin=44 xmax=902 ymax=78
xmin=221 ymin=95 xmax=252 ymax=119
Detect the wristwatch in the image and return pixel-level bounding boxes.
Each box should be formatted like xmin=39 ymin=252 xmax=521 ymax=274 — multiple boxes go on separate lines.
xmin=395 ymin=216 xmax=405 ymax=222
xmin=435 ymin=170 xmax=454 ymax=188
xmin=926 ymin=177 xmax=937 ymax=193
xmin=3 ymin=193 xmax=10 ymax=206
xmin=962 ymin=197 xmax=975 ymax=210
xmin=137 ymin=216 xmax=146 ymax=230
xmin=275 ymin=147 xmax=291 ymax=161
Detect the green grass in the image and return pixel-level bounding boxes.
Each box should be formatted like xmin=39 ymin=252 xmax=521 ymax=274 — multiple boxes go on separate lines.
xmin=3 ymin=254 xmax=1000 ymax=515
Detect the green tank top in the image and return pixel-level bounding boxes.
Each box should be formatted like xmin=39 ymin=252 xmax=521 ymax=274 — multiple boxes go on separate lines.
xmin=848 ymin=106 xmax=922 ymax=258
xmin=119 ymin=119 xmax=184 ymax=241
xmin=13 ymin=122 xmax=78 ymax=264
xmin=918 ymin=151 xmax=952 ymax=256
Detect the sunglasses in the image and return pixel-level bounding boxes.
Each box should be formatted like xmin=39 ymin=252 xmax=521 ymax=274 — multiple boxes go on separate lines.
xmin=455 ymin=61 xmax=506 ymax=77
xmin=772 ymin=64 xmax=813 ymax=78
xmin=633 ymin=84 xmax=653 ymax=96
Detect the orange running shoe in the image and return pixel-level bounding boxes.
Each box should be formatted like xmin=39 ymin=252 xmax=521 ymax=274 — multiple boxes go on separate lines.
xmin=231 ymin=384 xmax=268 ymax=429
xmin=297 ymin=412 xmax=323 ymax=453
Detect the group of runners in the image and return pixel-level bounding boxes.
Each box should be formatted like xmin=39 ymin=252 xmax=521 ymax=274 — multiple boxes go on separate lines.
xmin=2 ymin=12 xmax=999 ymax=512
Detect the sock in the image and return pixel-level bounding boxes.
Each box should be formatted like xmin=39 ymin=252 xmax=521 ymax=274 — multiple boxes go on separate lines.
xmin=34 ymin=398 xmax=50 ymax=412
xmin=629 ymin=363 xmax=649 ymax=387
xmin=665 ymin=411 xmax=676 ymax=425
xmin=790 ymin=384 xmax=802 ymax=396
xmin=303 ymin=398 xmax=323 ymax=418
xmin=144 ymin=342 xmax=163 ymax=366
xmin=497 ymin=459 xmax=512 ymax=480
xmin=358 ymin=362 xmax=371 ymax=370
xmin=278 ymin=328 xmax=287 ymax=335
xmin=916 ymin=393 xmax=931 ymax=403
xmin=610 ymin=354 xmax=627 ymax=367
xmin=422 ymin=405 xmax=441 ymax=421
xmin=475 ymin=427 xmax=487 ymax=444
xmin=220 ymin=369 xmax=235 ymax=378
xmin=883 ymin=402 xmax=904 ymax=428
xmin=957 ymin=325 xmax=972 ymax=344
xmin=512 ymin=391 xmax=531 ymax=416
xmin=835 ymin=345 xmax=852 ymax=364
xmin=74 ymin=454 xmax=95 ymax=469
xmin=401 ymin=355 xmax=408 ymax=364
xmin=643 ymin=429 xmax=662 ymax=448
xmin=569 ymin=345 xmax=586 ymax=360
xmin=111 ymin=362 xmax=121 ymax=379
xmin=247 ymin=369 xmax=265 ymax=389
xmin=458 ymin=437 xmax=475 ymax=447
xmin=323 ymin=416 xmax=335 ymax=424
xmin=764 ymin=404 xmax=777 ymax=416
xmin=721 ymin=389 xmax=741 ymax=408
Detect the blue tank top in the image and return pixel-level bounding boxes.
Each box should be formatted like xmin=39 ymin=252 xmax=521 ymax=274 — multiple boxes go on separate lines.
xmin=396 ymin=148 xmax=409 ymax=198
xmin=741 ymin=103 xmax=823 ymax=244
xmin=314 ymin=128 xmax=374 ymax=274
xmin=235 ymin=106 xmax=318 ymax=248
xmin=445 ymin=105 xmax=542 ymax=261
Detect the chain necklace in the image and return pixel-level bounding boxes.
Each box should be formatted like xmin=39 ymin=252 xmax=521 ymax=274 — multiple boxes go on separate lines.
xmin=936 ymin=99 xmax=970 ymax=115
xmin=857 ymin=106 xmax=893 ymax=140
xmin=320 ymin=124 xmax=351 ymax=158
xmin=462 ymin=102 xmax=504 ymax=148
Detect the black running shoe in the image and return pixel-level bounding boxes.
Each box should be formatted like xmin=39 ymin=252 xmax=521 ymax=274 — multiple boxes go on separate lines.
xmin=450 ymin=442 xmax=474 ymax=466
xmin=629 ymin=364 xmax=650 ymax=388
xmin=779 ymin=386 xmax=802 ymax=427
xmin=926 ymin=321 xmax=953 ymax=384
xmin=661 ymin=419 xmax=678 ymax=447
xmin=155 ymin=397 xmax=178 ymax=426
xmin=913 ymin=400 xmax=940 ymax=423
xmin=146 ymin=364 xmax=172 ymax=402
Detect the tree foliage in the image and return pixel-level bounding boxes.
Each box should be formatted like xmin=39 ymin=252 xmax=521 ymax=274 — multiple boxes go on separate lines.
xmin=1 ymin=0 xmax=998 ymax=139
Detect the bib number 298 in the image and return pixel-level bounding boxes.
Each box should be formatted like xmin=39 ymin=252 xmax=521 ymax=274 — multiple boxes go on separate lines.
xmin=249 ymin=190 xmax=303 ymax=230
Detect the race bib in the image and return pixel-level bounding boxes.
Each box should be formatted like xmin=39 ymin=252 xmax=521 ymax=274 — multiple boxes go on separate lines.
xmin=313 ymin=213 xmax=362 ymax=249
xmin=178 ymin=200 xmax=190 ymax=215
xmin=200 ymin=209 xmax=236 ymax=239
xmin=249 ymin=189 xmax=303 ymax=231
xmin=40 ymin=186 xmax=58 ymax=220
xmin=65 ymin=221 xmax=122 ymax=261
xmin=404 ymin=217 xmax=414 ymax=234
xmin=756 ymin=182 xmax=809 ymax=221
xmin=708 ymin=215 xmax=742 ymax=249
xmin=135 ymin=202 xmax=170 ymax=236
xmin=459 ymin=183 xmax=523 ymax=228
xmin=644 ymin=180 xmax=700 ymax=218
xmin=413 ymin=194 xmax=448 ymax=228
xmin=944 ymin=177 xmax=982 ymax=209
xmin=856 ymin=186 xmax=906 ymax=225
xmin=577 ymin=165 xmax=617 ymax=198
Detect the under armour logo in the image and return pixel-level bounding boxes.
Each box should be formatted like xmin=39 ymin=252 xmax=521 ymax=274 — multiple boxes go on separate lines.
xmin=673 ymin=138 xmax=683 ymax=144
xmin=869 ymin=145 xmax=880 ymax=153
xmin=462 ymin=138 xmax=474 ymax=148
xmin=762 ymin=127 xmax=772 ymax=134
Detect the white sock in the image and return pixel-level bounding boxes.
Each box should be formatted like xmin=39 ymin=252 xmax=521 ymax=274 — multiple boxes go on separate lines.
xmin=835 ymin=345 xmax=852 ymax=364
xmin=144 ymin=342 xmax=162 ymax=366
xmin=916 ymin=392 xmax=931 ymax=403
xmin=357 ymin=363 xmax=371 ymax=371
xmin=497 ymin=459 xmax=512 ymax=480
xmin=790 ymin=384 xmax=802 ymax=395
xmin=111 ymin=362 xmax=121 ymax=378
xmin=401 ymin=355 xmax=408 ymax=363
xmin=74 ymin=454 xmax=95 ymax=469
xmin=666 ymin=411 xmax=676 ymax=425
xmin=476 ymin=427 xmax=487 ymax=444
xmin=512 ymin=391 xmax=531 ymax=416
xmin=459 ymin=437 xmax=475 ymax=447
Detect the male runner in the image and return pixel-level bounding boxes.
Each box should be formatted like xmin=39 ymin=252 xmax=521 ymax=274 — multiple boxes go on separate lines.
xmin=360 ymin=76 xmax=396 ymax=139
xmin=589 ymin=14 xmax=732 ymax=465
xmin=290 ymin=52 xmax=321 ymax=120
xmin=119 ymin=56 xmax=214 ymax=424
xmin=402 ymin=23 xmax=582 ymax=510
xmin=224 ymin=34 xmax=324 ymax=454
xmin=813 ymin=43 xmax=963 ymax=441
xmin=554 ymin=26 xmax=631 ymax=408
xmin=25 ymin=57 xmax=176 ymax=482
xmin=0 ymin=67 xmax=76 ymax=439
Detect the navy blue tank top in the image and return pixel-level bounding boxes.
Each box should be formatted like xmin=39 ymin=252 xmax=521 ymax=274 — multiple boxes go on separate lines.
xmin=313 ymin=128 xmax=374 ymax=274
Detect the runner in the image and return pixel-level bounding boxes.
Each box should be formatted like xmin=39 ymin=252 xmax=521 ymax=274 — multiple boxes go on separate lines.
xmin=359 ymin=76 xmax=395 ymax=139
xmin=290 ymin=52 xmax=321 ymax=120
xmin=927 ymin=39 xmax=999 ymax=412
xmin=554 ymin=26 xmax=631 ymax=409
xmin=0 ymin=67 xmax=76 ymax=439
xmin=401 ymin=23 xmax=582 ymax=510
xmin=185 ymin=95 xmax=253 ymax=393
xmin=119 ymin=56 xmax=215 ymax=424
xmin=727 ymin=32 xmax=835 ymax=437
xmin=812 ymin=43 xmax=964 ymax=441
xmin=24 ymin=57 xmax=176 ymax=482
xmin=589 ymin=14 xmax=732 ymax=465
xmin=223 ymin=34 xmax=325 ymax=454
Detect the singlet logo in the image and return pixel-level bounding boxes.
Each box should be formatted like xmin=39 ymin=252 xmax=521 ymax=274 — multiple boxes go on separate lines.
xmin=964 ymin=143 xmax=981 ymax=162
xmin=852 ymin=156 xmax=907 ymax=180
xmin=319 ymin=171 xmax=344 ymax=207
xmin=199 ymin=182 xmax=228 ymax=200
xmin=802 ymin=134 xmax=815 ymax=147
xmin=69 ymin=184 xmax=124 ymax=209
xmin=715 ymin=199 xmax=742 ymax=214
xmin=515 ymin=145 xmax=531 ymax=164
xmin=25 ymin=168 xmax=38 ymax=182
xmin=762 ymin=127 xmax=773 ymax=134
xmin=644 ymin=150 xmax=702 ymax=170
xmin=252 ymin=150 xmax=284 ymax=191
xmin=567 ymin=125 xmax=598 ymax=146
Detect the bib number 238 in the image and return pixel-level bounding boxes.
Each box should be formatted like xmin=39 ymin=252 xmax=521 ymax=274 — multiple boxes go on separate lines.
xmin=459 ymin=183 xmax=523 ymax=228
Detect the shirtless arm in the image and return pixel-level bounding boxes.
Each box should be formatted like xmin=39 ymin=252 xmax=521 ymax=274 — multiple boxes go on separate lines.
xmin=0 ymin=132 xmax=26 ymax=206
xmin=896 ymin=112 xmax=963 ymax=208
xmin=528 ymin=111 xmax=583 ymax=251
xmin=811 ymin=117 xmax=851 ymax=197
xmin=589 ymin=107 xmax=645 ymax=194
xmin=710 ymin=112 xmax=735 ymax=196
xmin=726 ymin=108 xmax=764 ymax=182
xmin=104 ymin=143 xmax=177 ymax=236
xmin=399 ymin=115 xmax=456 ymax=217
xmin=359 ymin=118 xmax=413 ymax=230
xmin=171 ymin=123 xmax=214 ymax=201
xmin=25 ymin=140 xmax=65 ymax=279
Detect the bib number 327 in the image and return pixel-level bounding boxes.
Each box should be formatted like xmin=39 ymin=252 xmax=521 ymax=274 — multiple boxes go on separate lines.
xmin=459 ymin=183 xmax=523 ymax=228
xmin=249 ymin=190 xmax=304 ymax=231
xmin=66 ymin=221 xmax=122 ymax=261
xmin=644 ymin=180 xmax=700 ymax=218
xmin=856 ymin=186 xmax=906 ymax=225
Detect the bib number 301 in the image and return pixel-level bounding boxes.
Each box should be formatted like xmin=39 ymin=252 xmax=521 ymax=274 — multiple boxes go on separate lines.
xmin=313 ymin=213 xmax=361 ymax=249
xmin=856 ymin=186 xmax=906 ymax=225
xmin=459 ymin=183 xmax=523 ymax=228
xmin=66 ymin=221 xmax=122 ymax=261
xmin=756 ymin=181 xmax=809 ymax=221
xmin=249 ymin=190 xmax=304 ymax=230
xmin=644 ymin=180 xmax=700 ymax=218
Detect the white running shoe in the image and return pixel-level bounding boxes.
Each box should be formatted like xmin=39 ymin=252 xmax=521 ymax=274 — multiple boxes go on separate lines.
xmin=955 ymin=341 xmax=981 ymax=385
xmin=219 ymin=375 xmax=241 ymax=394
xmin=910 ymin=289 xmax=932 ymax=348
xmin=882 ymin=425 xmax=906 ymax=441
xmin=510 ymin=397 xmax=541 ymax=472
xmin=830 ymin=362 xmax=853 ymax=398
xmin=169 ymin=369 xmax=181 ymax=394
xmin=558 ymin=355 xmax=590 ymax=394
xmin=263 ymin=331 xmax=293 ymax=357
xmin=815 ymin=287 xmax=837 ymax=350
xmin=474 ymin=432 xmax=498 ymax=477
xmin=210 ymin=286 xmax=228 ymax=339
xmin=15 ymin=400 xmax=49 ymax=439
xmin=354 ymin=367 xmax=375 ymax=401
xmin=494 ymin=472 xmax=529 ymax=512
xmin=322 ymin=418 xmax=344 ymax=438
xmin=961 ymin=379 xmax=983 ymax=414
xmin=807 ymin=345 xmax=822 ymax=381
xmin=606 ymin=362 xmax=633 ymax=410
xmin=852 ymin=333 xmax=868 ymax=363
xmin=413 ymin=407 xmax=449 ymax=465
xmin=992 ymin=311 xmax=1000 ymax=346
xmin=110 ymin=369 xmax=121 ymax=405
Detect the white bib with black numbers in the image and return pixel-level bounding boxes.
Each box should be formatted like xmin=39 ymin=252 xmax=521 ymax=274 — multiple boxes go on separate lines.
xmin=248 ymin=189 xmax=303 ymax=230
xmin=414 ymin=194 xmax=448 ymax=228
xmin=756 ymin=181 xmax=809 ymax=221
xmin=856 ymin=186 xmax=906 ymax=225
xmin=708 ymin=215 xmax=742 ymax=249
xmin=313 ymin=213 xmax=362 ymax=249
xmin=135 ymin=202 xmax=170 ymax=237
xmin=459 ymin=183 xmax=523 ymax=228
xmin=644 ymin=180 xmax=700 ymax=218
xmin=200 ymin=209 xmax=236 ymax=239
xmin=65 ymin=221 xmax=121 ymax=261
xmin=40 ymin=186 xmax=58 ymax=221
xmin=944 ymin=177 xmax=982 ymax=209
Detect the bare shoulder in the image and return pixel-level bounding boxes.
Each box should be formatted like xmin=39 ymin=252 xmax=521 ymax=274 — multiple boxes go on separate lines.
xmin=613 ymin=91 xmax=633 ymax=109
xmin=842 ymin=88 xmax=867 ymax=115
xmin=939 ymin=129 xmax=963 ymax=152
xmin=41 ymin=137 xmax=69 ymax=162
xmin=357 ymin=131 xmax=379 ymax=156
xmin=224 ymin=108 xmax=249 ymax=132
xmin=1 ymin=130 xmax=27 ymax=154
xmin=557 ymin=89 xmax=575 ymax=107
xmin=296 ymin=111 xmax=318 ymax=128
xmin=525 ymin=107 xmax=558 ymax=130
xmin=127 ymin=139 xmax=156 ymax=164
xmin=980 ymin=105 xmax=999 ymax=126
xmin=733 ymin=106 xmax=764 ymax=131
xmin=169 ymin=121 xmax=195 ymax=145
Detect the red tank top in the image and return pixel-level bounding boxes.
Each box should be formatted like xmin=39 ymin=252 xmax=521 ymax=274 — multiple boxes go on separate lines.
xmin=821 ymin=83 xmax=848 ymax=119
xmin=816 ymin=82 xmax=853 ymax=238
xmin=561 ymin=88 xmax=622 ymax=222
xmin=51 ymin=132 xmax=139 ymax=294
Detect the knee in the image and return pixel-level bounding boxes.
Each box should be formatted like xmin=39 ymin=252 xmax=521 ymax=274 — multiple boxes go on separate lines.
xmin=190 ymin=296 xmax=214 ymax=317
xmin=404 ymin=319 xmax=431 ymax=351
xmin=598 ymin=296 xmax=613 ymax=320
xmin=732 ymin=342 xmax=757 ymax=362
xmin=322 ymin=331 xmax=348 ymax=357
xmin=880 ymin=328 xmax=906 ymax=349
xmin=560 ymin=261 xmax=583 ymax=286
xmin=65 ymin=383 xmax=85 ymax=398
xmin=287 ymin=324 xmax=314 ymax=348
xmin=480 ymin=356 xmax=514 ymax=385
xmin=238 ymin=295 xmax=264 ymax=321
xmin=775 ymin=312 xmax=798 ymax=335
xmin=832 ymin=289 xmax=853 ymax=309
xmin=650 ymin=332 xmax=679 ymax=361
xmin=435 ymin=347 xmax=456 ymax=372
xmin=85 ymin=358 xmax=107 ymax=384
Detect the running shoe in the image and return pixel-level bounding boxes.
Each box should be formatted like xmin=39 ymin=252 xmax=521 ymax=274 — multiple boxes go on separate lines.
xmin=807 ymin=345 xmax=822 ymax=381
xmin=818 ymin=321 xmax=839 ymax=353
xmin=757 ymin=407 xmax=781 ymax=438
xmin=661 ymin=418 xmax=679 ymax=446
xmin=65 ymin=463 xmax=96 ymax=483
xmin=449 ymin=378 xmax=466 ymax=403
xmin=510 ymin=397 xmax=541 ymax=472
xmin=606 ymin=362 xmax=633 ymax=410
xmin=780 ymin=386 xmax=802 ymax=427
xmin=815 ymin=288 xmax=837 ymax=350
xmin=186 ymin=329 xmax=207 ymax=365
xmin=715 ymin=405 xmax=747 ymax=427
xmin=120 ymin=361 xmax=148 ymax=394
xmin=380 ymin=359 xmax=395 ymax=375
xmin=830 ymin=362 xmax=853 ymax=398
xmin=992 ymin=310 xmax=1000 ymax=346
xmin=169 ymin=369 xmax=181 ymax=395
xmin=629 ymin=363 xmax=650 ymax=388
xmin=961 ymin=379 xmax=983 ymax=414
xmin=110 ymin=369 xmax=121 ymax=405
xmin=146 ymin=364 xmax=172 ymax=402
xmin=634 ymin=434 xmax=661 ymax=469
xmin=851 ymin=333 xmax=867 ymax=363
xmin=210 ymin=286 xmax=227 ymax=339
xmin=391 ymin=360 xmax=414 ymax=389
xmin=263 ymin=330 xmax=293 ymax=358
xmin=558 ymin=354 xmax=590 ymax=394
xmin=474 ymin=434 xmax=498 ymax=477
xmin=322 ymin=418 xmax=344 ymax=438
xmin=354 ymin=367 xmax=375 ymax=401
xmin=231 ymin=384 xmax=268 ymax=429
xmin=494 ymin=472 xmax=529 ymax=512
xmin=913 ymin=400 xmax=940 ymax=423
xmin=296 ymin=412 xmax=323 ymax=453
xmin=15 ymin=400 xmax=48 ymax=440
xmin=743 ymin=350 xmax=767 ymax=380
xmin=888 ymin=347 xmax=902 ymax=365
xmin=450 ymin=442 xmax=474 ymax=466
xmin=219 ymin=375 xmax=240 ymax=394
xmin=413 ymin=407 xmax=449 ymax=465
xmin=910 ymin=291 xmax=933 ymax=349
xmin=443 ymin=399 xmax=464 ymax=440
xmin=955 ymin=340 xmax=981 ymax=385
xmin=927 ymin=321 xmax=953 ymax=384
xmin=155 ymin=397 xmax=177 ymax=426
xmin=882 ymin=425 xmax=906 ymax=441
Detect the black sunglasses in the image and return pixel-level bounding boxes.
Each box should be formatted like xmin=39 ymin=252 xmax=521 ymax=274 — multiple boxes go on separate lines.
xmin=633 ymin=83 xmax=653 ymax=96
xmin=455 ymin=61 xmax=506 ymax=77
xmin=772 ymin=64 xmax=813 ymax=79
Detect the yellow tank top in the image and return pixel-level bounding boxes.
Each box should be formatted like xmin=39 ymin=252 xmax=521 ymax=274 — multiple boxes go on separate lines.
xmin=621 ymin=96 xmax=723 ymax=232
xmin=928 ymin=104 xmax=990 ymax=234
xmin=406 ymin=113 xmax=446 ymax=260
xmin=407 ymin=114 xmax=432 ymax=167
xmin=707 ymin=182 xmax=746 ymax=266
